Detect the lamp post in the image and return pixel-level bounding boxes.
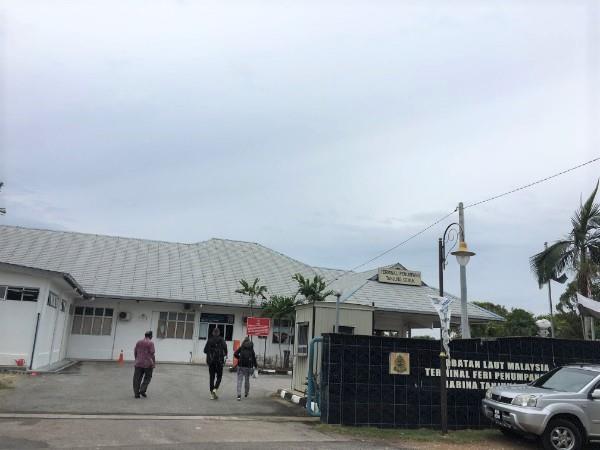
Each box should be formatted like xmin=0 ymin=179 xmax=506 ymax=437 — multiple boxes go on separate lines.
xmin=438 ymin=223 xmax=476 ymax=434
xmin=334 ymin=291 xmax=342 ymax=333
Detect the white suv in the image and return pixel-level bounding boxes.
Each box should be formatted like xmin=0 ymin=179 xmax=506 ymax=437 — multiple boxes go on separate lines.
xmin=482 ymin=365 xmax=600 ymax=450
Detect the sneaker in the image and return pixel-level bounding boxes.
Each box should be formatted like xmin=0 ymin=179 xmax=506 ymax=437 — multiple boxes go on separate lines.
xmin=213 ymin=389 xmax=219 ymax=399
xmin=245 ymin=393 xmax=248 ymax=398
xmin=237 ymin=396 xmax=241 ymax=401
xmin=210 ymin=391 xmax=216 ymax=400
xmin=140 ymin=392 xmax=147 ymax=398
xmin=134 ymin=394 xmax=140 ymax=399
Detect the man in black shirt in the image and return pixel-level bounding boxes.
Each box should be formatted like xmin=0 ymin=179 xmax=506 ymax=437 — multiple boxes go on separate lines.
xmin=203 ymin=327 xmax=228 ymax=399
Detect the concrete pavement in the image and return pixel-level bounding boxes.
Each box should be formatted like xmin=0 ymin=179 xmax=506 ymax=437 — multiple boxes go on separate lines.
xmin=0 ymin=362 xmax=299 ymax=416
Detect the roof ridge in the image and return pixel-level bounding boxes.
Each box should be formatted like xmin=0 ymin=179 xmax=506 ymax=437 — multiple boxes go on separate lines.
xmin=0 ymin=224 xmax=191 ymax=246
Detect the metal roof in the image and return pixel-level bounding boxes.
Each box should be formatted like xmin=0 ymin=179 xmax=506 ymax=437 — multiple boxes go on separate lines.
xmin=0 ymin=225 xmax=316 ymax=305
xmin=0 ymin=226 xmax=502 ymax=321
xmin=326 ymin=264 xmax=504 ymax=322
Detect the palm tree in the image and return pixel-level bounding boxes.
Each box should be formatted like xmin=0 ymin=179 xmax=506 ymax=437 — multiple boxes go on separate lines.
xmin=262 ymin=295 xmax=296 ymax=367
xmin=235 ymin=278 xmax=268 ymax=335
xmin=292 ymin=273 xmax=335 ymax=339
xmin=530 ymin=181 xmax=600 ymax=296
xmin=292 ymin=273 xmax=335 ymax=303
xmin=530 ymin=181 xmax=600 ymax=336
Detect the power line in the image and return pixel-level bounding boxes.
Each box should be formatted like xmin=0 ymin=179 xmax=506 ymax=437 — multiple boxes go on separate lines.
xmin=463 ymin=156 xmax=600 ymax=209
xmin=325 ymin=209 xmax=457 ymax=286
xmin=326 ymin=155 xmax=600 ymax=286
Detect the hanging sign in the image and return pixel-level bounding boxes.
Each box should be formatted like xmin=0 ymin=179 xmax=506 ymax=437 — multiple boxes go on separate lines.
xmin=247 ymin=317 xmax=271 ymax=336
xmin=378 ymin=267 xmax=421 ymax=286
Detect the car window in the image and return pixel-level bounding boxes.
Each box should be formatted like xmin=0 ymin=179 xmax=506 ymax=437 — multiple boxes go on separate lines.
xmin=532 ymin=367 xmax=598 ymax=392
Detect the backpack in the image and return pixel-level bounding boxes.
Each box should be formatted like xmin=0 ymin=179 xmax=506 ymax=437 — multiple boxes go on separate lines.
xmin=238 ymin=347 xmax=254 ymax=367
xmin=208 ymin=337 xmax=225 ymax=365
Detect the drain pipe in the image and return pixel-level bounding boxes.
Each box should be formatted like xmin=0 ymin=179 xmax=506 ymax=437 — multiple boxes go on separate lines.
xmin=306 ymin=336 xmax=322 ymax=417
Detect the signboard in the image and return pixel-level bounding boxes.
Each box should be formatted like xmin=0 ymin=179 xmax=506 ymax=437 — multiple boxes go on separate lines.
xmin=200 ymin=313 xmax=235 ymax=324
xmin=247 ymin=317 xmax=271 ymax=336
xmin=378 ymin=267 xmax=421 ymax=286
xmin=389 ymin=352 xmax=410 ymax=375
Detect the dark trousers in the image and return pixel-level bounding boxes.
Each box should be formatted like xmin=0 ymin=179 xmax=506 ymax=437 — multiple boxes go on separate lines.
xmin=208 ymin=363 xmax=223 ymax=392
xmin=133 ymin=366 xmax=153 ymax=395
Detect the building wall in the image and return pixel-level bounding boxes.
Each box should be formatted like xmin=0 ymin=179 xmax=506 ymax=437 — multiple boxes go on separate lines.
xmin=67 ymin=299 xmax=294 ymax=364
xmin=0 ymin=268 xmax=75 ymax=369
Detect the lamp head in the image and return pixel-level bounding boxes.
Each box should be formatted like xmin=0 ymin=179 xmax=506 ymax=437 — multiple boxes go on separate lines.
xmin=451 ymin=241 xmax=475 ymax=266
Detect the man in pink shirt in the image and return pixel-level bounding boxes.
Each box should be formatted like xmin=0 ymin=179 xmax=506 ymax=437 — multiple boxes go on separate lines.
xmin=133 ymin=331 xmax=155 ymax=398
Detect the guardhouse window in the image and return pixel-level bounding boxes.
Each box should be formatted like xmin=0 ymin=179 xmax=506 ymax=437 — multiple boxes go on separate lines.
xmin=71 ymin=307 xmax=113 ymax=336
xmin=297 ymin=322 xmax=309 ymax=355
xmin=157 ymin=312 xmax=195 ymax=339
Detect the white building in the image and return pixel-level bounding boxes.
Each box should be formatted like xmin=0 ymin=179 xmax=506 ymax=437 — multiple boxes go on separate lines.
xmin=0 ymin=225 xmax=502 ymax=371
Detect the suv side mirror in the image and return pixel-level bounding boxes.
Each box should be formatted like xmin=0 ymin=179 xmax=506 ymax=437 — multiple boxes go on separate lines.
xmin=591 ymin=389 xmax=600 ymax=399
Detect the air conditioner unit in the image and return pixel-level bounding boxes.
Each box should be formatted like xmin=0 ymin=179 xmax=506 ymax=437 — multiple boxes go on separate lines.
xmin=118 ymin=311 xmax=132 ymax=321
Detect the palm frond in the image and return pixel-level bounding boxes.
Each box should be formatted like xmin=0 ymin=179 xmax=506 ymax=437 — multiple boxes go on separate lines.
xmin=529 ymin=240 xmax=574 ymax=286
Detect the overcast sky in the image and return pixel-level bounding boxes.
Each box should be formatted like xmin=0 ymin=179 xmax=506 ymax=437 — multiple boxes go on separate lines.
xmin=1 ymin=0 xmax=599 ymax=316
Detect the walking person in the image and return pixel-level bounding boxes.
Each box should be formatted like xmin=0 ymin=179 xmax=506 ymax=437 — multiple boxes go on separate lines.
xmin=204 ymin=327 xmax=228 ymax=400
xmin=234 ymin=337 xmax=257 ymax=401
xmin=133 ymin=330 xmax=155 ymax=399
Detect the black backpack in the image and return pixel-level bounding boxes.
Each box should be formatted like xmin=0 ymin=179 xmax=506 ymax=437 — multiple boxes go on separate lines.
xmin=208 ymin=337 xmax=226 ymax=365
xmin=238 ymin=347 xmax=254 ymax=367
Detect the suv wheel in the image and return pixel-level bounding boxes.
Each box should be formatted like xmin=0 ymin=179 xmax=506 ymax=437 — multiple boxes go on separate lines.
xmin=542 ymin=418 xmax=583 ymax=450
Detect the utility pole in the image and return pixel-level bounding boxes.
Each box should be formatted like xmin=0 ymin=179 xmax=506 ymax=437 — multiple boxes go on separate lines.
xmin=544 ymin=242 xmax=555 ymax=338
xmin=0 ymin=182 xmax=6 ymax=216
xmin=458 ymin=202 xmax=470 ymax=338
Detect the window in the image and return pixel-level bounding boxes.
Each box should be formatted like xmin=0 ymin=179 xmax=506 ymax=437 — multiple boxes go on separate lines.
xmin=47 ymin=291 xmax=59 ymax=308
xmin=60 ymin=300 xmax=66 ymax=312
xmin=71 ymin=307 xmax=113 ymax=336
xmin=1 ymin=286 xmax=39 ymax=302
xmin=157 ymin=312 xmax=195 ymax=339
xmin=297 ymin=323 xmax=309 ymax=355
xmin=333 ymin=325 xmax=354 ymax=335
xmin=272 ymin=319 xmax=295 ymax=344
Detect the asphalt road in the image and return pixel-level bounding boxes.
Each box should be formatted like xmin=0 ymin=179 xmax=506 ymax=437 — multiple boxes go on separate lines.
xmin=0 ymin=417 xmax=405 ymax=450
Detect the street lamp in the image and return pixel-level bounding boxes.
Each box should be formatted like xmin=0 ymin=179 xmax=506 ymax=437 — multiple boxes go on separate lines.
xmin=438 ymin=223 xmax=475 ymax=434
xmin=451 ymin=240 xmax=475 ymax=339
xmin=452 ymin=241 xmax=475 ymax=267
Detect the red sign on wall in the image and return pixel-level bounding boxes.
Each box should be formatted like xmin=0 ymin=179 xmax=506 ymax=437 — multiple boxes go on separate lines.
xmin=247 ymin=317 xmax=271 ymax=336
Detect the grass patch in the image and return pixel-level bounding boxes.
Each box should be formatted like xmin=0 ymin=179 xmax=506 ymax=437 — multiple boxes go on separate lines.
xmin=316 ymin=424 xmax=500 ymax=444
xmin=0 ymin=374 xmax=17 ymax=390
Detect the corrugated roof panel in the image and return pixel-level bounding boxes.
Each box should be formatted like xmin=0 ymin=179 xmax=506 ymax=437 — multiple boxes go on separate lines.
xmin=0 ymin=226 xmax=501 ymax=321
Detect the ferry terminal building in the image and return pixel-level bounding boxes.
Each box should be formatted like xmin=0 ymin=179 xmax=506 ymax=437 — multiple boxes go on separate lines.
xmin=0 ymin=225 xmax=502 ymax=371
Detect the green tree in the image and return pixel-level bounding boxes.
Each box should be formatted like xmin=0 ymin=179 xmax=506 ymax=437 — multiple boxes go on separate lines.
xmin=530 ymin=181 xmax=600 ymax=299
xmin=262 ymin=295 xmax=296 ymax=367
xmin=471 ymin=301 xmax=509 ymax=338
xmin=504 ymin=308 xmax=538 ymax=337
xmin=235 ymin=278 xmax=267 ymax=320
xmin=470 ymin=302 xmax=537 ymax=337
